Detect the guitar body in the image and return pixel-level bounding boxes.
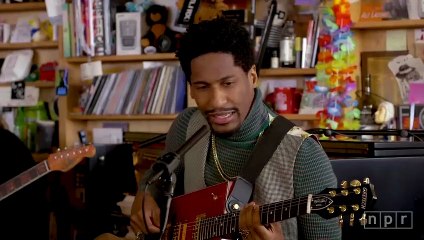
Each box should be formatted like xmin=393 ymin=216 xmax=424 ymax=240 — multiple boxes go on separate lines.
xmin=164 ymin=181 xmax=235 ymax=240
xmin=101 ymin=178 xmax=375 ymax=240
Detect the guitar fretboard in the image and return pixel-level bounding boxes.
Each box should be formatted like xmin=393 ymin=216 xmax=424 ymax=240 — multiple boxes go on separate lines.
xmin=192 ymin=196 xmax=310 ymax=239
xmin=0 ymin=161 xmax=50 ymax=201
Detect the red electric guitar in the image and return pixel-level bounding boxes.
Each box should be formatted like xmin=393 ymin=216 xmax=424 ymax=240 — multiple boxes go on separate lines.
xmin=161 ymin=178 xmax=376 ymax=240
xmin=0 ymin=144 xmax=96 ymax=202
xmin=98 ymin=178 xmax=376 ymax=240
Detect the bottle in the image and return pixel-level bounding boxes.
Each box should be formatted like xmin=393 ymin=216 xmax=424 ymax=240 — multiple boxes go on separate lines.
xmin=359 ymin=74 xmax=376 ymax=128
xmin=279 ymin=20 xmax=295 ymax=67
xmin=270 ymin=50 xmax=279 ymax=68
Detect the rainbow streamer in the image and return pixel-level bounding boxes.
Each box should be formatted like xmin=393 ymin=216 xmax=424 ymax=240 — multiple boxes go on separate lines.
xmin=315 ymin=0 xmax=360 ymax=130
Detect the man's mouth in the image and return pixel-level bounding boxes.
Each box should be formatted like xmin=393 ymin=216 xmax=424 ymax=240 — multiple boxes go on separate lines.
xmin=207 ymin=110 xmax=236 ymax=125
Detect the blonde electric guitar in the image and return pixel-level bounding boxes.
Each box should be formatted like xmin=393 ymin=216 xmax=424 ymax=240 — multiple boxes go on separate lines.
xmin=0 ymin=144 xmax=96 ymax=202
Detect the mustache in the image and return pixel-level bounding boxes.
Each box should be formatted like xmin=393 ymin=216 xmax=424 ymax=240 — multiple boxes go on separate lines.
xmin=205 ymin=108 xmax=238 ymax=115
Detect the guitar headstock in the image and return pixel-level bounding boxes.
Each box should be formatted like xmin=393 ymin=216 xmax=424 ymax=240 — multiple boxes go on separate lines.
xmin=47 ymin=144 xmax=96 ymax=172
xmin=311 ymin=178 xmax=377 ymax=226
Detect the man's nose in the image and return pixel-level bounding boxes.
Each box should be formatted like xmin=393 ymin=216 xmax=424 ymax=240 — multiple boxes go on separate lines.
xmin=209 ymin=88 xmax=227 ymax=108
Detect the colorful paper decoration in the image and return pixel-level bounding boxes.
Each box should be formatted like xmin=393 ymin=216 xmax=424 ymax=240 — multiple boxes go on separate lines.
xmin=315 ymin=0 xmax=360 ymax=130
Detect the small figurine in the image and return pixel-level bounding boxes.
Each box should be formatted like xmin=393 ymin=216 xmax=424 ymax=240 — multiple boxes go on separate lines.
xmin=375 ymin=101 xmax=395 ymax=129
xmin=28 ymin=18 xmax=53 ymax=42
xmin=141 ymin=4 xmax=178 ymax=53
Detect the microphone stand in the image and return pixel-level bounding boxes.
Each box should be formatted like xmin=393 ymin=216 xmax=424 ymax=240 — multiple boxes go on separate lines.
xmin=144 ymin=125 xmax=208 ymax=239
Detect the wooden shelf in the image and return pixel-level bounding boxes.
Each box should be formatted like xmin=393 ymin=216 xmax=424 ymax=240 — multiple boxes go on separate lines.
xmin=66 ymin=53 xmax=177 ymax=63
xmin=0 ymin=2 xmax=46 ymax=12
xmin=68 ymin=113 xmax=317 ymax=121
xmin=352 ymin=19 xmax=424 ymax=30
xmin=260 ymin=68 xmax=316 ymax=77
xmin=68 ymin=114 xmax=178 ymax=121
xmin=0 ymin=81 xmax=55 ymax=88
xmin=0 ymin=41 xmax=58 ymax=50
xmin=281 ymin=114 xmax=317 ymax=121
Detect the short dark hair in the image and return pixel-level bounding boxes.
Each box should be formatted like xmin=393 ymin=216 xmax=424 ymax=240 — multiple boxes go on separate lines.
xmin=176 ymin=18 xmax=255 ymax=83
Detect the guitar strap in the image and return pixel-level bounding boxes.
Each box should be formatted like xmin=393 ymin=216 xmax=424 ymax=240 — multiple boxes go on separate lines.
xmin=226 ymin=115 xmax=295 ymax=212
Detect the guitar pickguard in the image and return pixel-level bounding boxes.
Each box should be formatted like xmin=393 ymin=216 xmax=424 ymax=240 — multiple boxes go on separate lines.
xmin=164 ymin=181 xmax=235 ymax=240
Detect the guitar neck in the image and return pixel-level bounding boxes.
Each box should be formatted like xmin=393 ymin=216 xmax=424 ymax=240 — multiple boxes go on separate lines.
xmin=196 ymin=195 xmax=311 ymax=239
xmin=0 ymin=160 xmax=50 ymax=202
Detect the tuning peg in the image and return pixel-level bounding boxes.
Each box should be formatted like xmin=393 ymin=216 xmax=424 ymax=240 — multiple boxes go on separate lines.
xmin=359 ymin=213 xmax=367 ymax=226
xmin=363 ymin=178 xmax=370 ymax=184
xmin=350 ymin=179 xmax=361 ymax=187
xmin=352 ymin=204 xmax=359 ymax=211
xmin=353 ymin=188 xmax=361 ymax=195
xmin=340 ymin=180 xmax=348 ymax=189
xmin=349 ymin=213 xmax=355 ymax=226
xmin=338 ymin=215 xmax=344 ymax=226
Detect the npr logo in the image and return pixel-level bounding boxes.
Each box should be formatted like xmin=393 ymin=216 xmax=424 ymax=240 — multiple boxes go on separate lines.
xmin=364 ymin=211 xmax=413 ymax=229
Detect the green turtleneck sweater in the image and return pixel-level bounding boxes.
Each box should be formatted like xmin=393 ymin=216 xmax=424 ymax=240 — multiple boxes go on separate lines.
xmin=155 ymin=88 xmax=341 ymax=239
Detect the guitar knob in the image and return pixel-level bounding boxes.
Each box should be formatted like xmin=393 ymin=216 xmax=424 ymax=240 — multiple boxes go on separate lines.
xmin=329 ymin=190 xmax=336 ymax=197
xmin=327 ymin=207 xmax=335 ymax=214
xmin=339 ymin=205 xmax=347 ymax=212
xmin=359 ymin=213 xmax=368 ymax=226
xmin=350 ymin=179 xmax=361 ymax=187
xmin=363 ymin=178 xmax=370 ymax=184
xmin=349 ymin=213 xmax=355 ymax=226
xmin=352 ymin=204 xmax=359 ymax=211
xmin=341 ymin=190 xmax=349 ymax=196
xmin=338 ymin=215 xmax=344 ymax=226
xmin=340 ymin=180 xmax=348 ymax=189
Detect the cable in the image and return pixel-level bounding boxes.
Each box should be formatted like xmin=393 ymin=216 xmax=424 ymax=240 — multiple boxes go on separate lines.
xmin=142 ymin=182 xmax=152 ymax=235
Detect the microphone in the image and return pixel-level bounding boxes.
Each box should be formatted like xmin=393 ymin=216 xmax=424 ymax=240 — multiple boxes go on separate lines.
xmin=147 ymin=125 xmax=208 ymax=184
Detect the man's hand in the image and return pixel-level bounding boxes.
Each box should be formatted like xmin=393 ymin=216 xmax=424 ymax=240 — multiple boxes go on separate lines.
xmin=130 ymin=191 xmax=161 ymax=235
xmin=239 ymin=202 xmax=285 ymax=240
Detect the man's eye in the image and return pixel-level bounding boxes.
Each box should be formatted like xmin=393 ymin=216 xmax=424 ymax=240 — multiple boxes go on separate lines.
xmin=196 ymin=85 xmax=208 ymax=90
xmin=223 ymin=81 xmax=233 ymax=86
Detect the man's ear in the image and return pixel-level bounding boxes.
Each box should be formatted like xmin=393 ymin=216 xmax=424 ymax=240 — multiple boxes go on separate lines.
xmin=249 ymin=65 xmax=258 ymax=87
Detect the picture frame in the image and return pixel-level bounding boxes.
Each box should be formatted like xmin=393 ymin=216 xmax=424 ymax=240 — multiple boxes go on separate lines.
xmin=360 ymin=50 xmax=408 ymax=106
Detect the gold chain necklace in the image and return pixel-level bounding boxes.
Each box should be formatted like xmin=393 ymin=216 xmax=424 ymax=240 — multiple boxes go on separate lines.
xmin=211 ymin=114 xmax=275 ymax=182
xmin=211 ymin=134 xmax=236 ymax=181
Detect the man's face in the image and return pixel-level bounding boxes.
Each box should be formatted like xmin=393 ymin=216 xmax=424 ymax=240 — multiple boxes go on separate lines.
xmin=189 ymin=53 xmax=257 ymax=135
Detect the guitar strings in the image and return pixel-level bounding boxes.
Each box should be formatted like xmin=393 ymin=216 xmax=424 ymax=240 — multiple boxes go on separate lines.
xmin=168 ymin=193 xmax=352 ymax=238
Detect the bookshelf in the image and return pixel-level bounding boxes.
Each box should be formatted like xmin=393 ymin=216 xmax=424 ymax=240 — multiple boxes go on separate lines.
xmin=0 ymin=2 xmax=59 ymax=149
xmin=60 ymin=1 xmax=424 ymax=147
xmin=0 ymin=41 xmax=58 ymax=50
xmin=67 ymin=113 xmax=317 ymax=121
xmin=0 ymin=81 xmax=55 ymax=88
xmin=0 ymin=2 xmax=46 ymax=12
xmin=65 ymin=53 xmax=177 ymax=63
xmin=352 ymin=19 xmax=424 ymax=30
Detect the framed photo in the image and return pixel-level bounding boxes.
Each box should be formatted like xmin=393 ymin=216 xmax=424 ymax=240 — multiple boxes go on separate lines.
xmin=360 ymin=50 xmax=408 ymax=106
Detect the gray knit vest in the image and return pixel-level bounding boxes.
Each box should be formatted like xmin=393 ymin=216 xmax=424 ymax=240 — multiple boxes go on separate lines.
xmin=183 ymin=110 xmax=312 ymax=240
